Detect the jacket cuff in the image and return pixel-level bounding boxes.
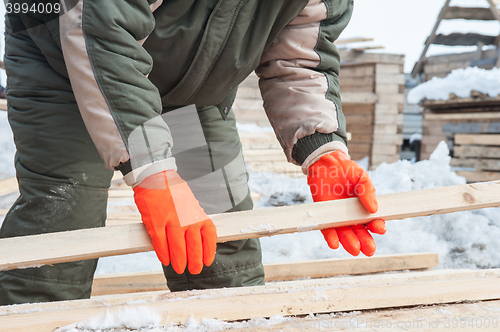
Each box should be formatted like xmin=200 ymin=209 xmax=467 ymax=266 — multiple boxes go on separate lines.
xmin=300 ymin=141 xmax=349 ymax=175
xmin=123 ymin=158 xmax=177 ymax=187
xmin=291 ymin=131 xmax=347 ymax=163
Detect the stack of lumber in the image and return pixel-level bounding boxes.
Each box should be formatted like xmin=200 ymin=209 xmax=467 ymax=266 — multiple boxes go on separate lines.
xmin=421 ymin=96 xmax=500 ymax=182
xmin=339 ymin=56 xmax=405 ymax=165
xmin=234 ymin=51 xmax=405 ymax=167
xmin=239 ymin=131 xmax=303 ymax=177
xmin=1 ymin=181 xmax=500 ymax=330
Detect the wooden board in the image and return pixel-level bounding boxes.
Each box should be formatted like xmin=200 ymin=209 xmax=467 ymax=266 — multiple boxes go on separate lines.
xmin=0 ymin=99 xmax=6 ymax=112
xmin=91 ymin=252 xmax=439 ymax=296
xmin=242 ymin=300 xmax=500 ymax=331
xmin=1 ymin=181 xmax=499 ymax=271
xmin=433 ymin=33 xmax=497 ymax=46
xmin=0 ymin=177 xmax=18 ymax=197
xmin=455 ymin=134 xmax=500 ymax=146
xmin=444 ymin=6 xmax=497 ymax=20
xmin=443 ymin=122 xmax=500 ymax=134
xmin=2 ymin=269 xmax=500 ymax=331
xmin=451 ymin=158 xmax=500 ymax=171
xmin=454 ymin=145 xmax=500 ymax=159
xmin=424 ymin=112 xmax=500 ymax=121
xmin=456 ymin=171 xmax=500 ymax=183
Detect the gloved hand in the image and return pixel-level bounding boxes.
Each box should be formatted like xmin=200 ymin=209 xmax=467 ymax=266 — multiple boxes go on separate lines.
xmin=307 ymin=150 xmax=386 ymax=257
xmin=133 ymin=170 xmax=217 ymax=274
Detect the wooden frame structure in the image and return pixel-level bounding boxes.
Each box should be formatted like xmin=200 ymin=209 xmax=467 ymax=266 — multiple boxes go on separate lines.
xmin=412 ymin=0 xmax=500 ymax=79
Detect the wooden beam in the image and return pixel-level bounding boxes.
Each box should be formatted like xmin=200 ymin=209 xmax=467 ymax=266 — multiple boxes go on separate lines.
xmin=456 ymin=171 xmax=500 ymax=183
xmin=340 ymin=92 xmax=378 ymax=104
xmin=411 ymin=0 xmax=452 ymax=78
xmin=433 ymin=33 xmax=497 ymax=46
xmin=451 ymin=158 xmax=500 ymax=171
xmin=91 ymin=253 xmax=439 ymax=296
xmin=0 ymin=99 xmax=6 ymax=112
xmin=454 ymin=145 xmax=500 ymax=158
xmin=334 ymin=37 xmax=373 ymax=45
xmin=0 ymin=177 xmax=17 ymax=197
xmin=2 ymin=269 xmax=500 ymax=331
xmin=0 ymin=181 xmax=499 ymax=271
xmin=455 ymin=134 xmax=500 ymax=146
xmin=424 ymin=111 xmax=500 ymax=121
xmin=339 ymin=50 xmax=405 ymax=65
xmin=248 ymin=299 xmax=500 ymax=332
xmin=444 ymin=6 xmax=497 ymax=20
xmin=443 ymin=122 xmax=500 ymax=134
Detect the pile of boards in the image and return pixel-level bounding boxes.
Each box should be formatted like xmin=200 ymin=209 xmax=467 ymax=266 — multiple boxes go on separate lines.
xmin=2 ymin=177 xmax=500 ymax=330
xmin=233 ymin=51 xmax=406 ymax=169
xmin=421 ymin=95 xmax=500 ymax=182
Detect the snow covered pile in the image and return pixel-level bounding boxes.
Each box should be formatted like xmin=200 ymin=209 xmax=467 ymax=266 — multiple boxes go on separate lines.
xmin=408 ymin=67 xmax=500 ymax=104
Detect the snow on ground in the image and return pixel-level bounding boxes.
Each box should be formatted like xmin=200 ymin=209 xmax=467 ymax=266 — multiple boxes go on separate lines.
xmin=408 ymin=67 xmax=500 ymax=104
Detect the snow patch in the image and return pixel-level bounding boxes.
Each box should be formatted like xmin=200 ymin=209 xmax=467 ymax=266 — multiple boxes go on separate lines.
xmin=236 ymin=123 xmax=273 ymax=133
xmin=56 ymin=306 xmax=162 ymax=332
xmin=408 ymin=67 xmax=500 ymax=104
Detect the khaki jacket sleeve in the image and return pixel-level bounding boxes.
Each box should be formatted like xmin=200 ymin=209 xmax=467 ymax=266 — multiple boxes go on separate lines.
xmin=60 ymin=0 xmax=175 ymax=184
xmin=256 ymin=0 xmax=353 ymax=171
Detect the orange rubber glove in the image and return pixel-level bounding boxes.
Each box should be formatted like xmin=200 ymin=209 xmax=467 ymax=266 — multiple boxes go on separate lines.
xmin=307 ymin=150 xmax=386 ymax=257
xmin=133 ymin=170 xmax=217 ymax=274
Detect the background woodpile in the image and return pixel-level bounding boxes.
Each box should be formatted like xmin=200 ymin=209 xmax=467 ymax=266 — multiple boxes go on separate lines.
xmin=233 ymin=51 xmax=405 ymax=172
xmin=421 ymin=96 xmax=500 ymax=182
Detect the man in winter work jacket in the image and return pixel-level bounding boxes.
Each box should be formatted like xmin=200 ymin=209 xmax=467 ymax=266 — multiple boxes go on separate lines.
xmin=0 ymin=0 xmax=386 ymax=305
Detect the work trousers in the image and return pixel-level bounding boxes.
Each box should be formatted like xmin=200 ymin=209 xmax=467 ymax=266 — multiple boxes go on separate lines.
xmin=0 ymin=102 xmax=264 ymax=305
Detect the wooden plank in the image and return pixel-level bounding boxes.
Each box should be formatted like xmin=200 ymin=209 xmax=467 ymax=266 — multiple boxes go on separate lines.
xmin=248 ymin=299 xmax=500 ymax=332
xmin=341 ymin=92 xmax=378 ymax=104
xmin=373 ymin=124 xmax=401 ymax=135
xmin=375 ymin=63 xmax=403 ymax=74
xmin=372 ymin=144 xmax=398 ymax=155
xmin=443 ymin=122 xmax=500 ymax=134
xmin=339 ymin=64 xmax=375 ymax=77
xmin=433 ymin=33 xmax=497 ymax=46
xmin=375 ymin=102 xmax=403 ymax=114
xmin=377 ymin=93 xmax=405 ymax=104
xmin=375 ymin=73 xmax=405 ymax=84
xmin=444 ymin=6 xmax=497 ymax=20
xmin=3 ymin=269 xmax=500 ymax=331
xmin=334 ymin=37 xmax=373 ymax=45
xmin=243 ymin=149 xmax=286 ymax=162
xmin=424 ymin=60 xmax=471 ymax=75
xmin=375 ymin=84 xmax=403 ymax=94
xmin=0 ymin=177 xmax=18 ymax=197
xmin=451 ymin=158 xmax=500 ymax=171
xmin=374 ymin=113 xmax=403 ymax=126
xmin=455 ymin=134 xmax=500 ymax=146
xmin=0 ymin=99 xmax=7 ymax=112
xmin=339 ymin=76 xmax=374 ymax=87
xmin=456 ymin=171 xmax=500 ymax=183
xmin=1 ymin=181 xmax=499 ymax=271
xmin=246 ymin=161 xmax=303 ymax=177
xmin=454 ymin=145 xmax=500 ymax=158
xmin=91 ymin=253 xmax=439 ymax=296
xmin=425 ymin=112 xmax=500 ymax=121
xmin=339 ymin=50 xmax=405 ymax=65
